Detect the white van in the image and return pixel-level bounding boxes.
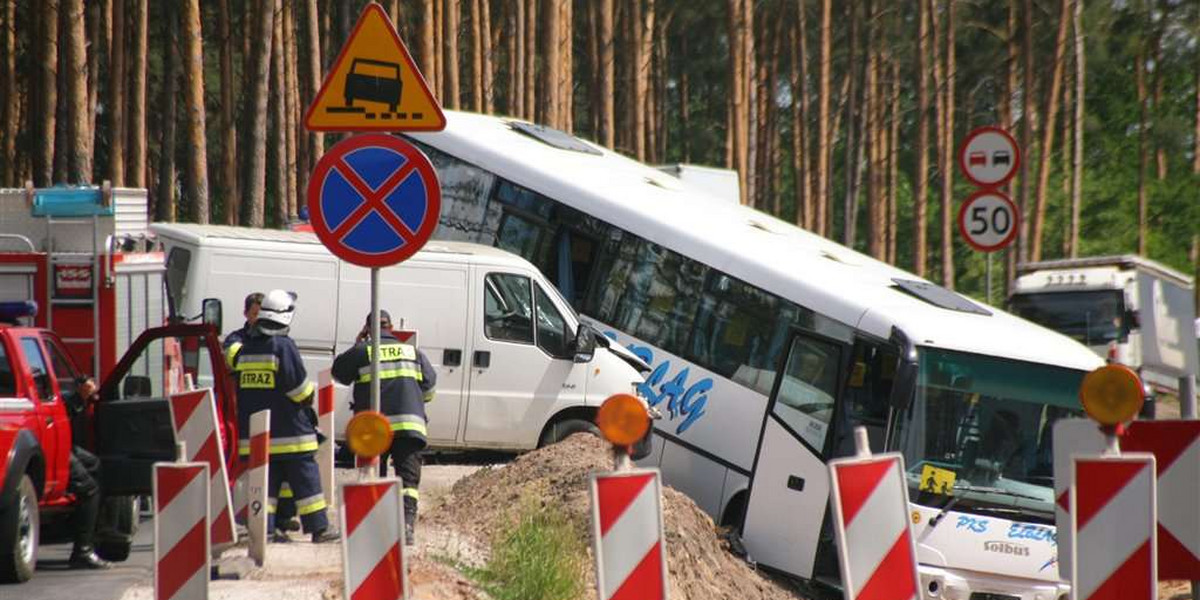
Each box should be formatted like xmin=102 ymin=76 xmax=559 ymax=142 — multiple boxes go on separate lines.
xmin=151 ymin=223 xmax=647 ymax=449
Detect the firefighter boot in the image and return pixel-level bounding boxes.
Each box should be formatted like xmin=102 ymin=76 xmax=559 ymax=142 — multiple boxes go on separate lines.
xmin=404 ymin=498 xmax=418 ymax=546
xmin=68 ymin=546 xmax=112 ymax=570
xmin=311 ymin=527 xmax=341 ymax=544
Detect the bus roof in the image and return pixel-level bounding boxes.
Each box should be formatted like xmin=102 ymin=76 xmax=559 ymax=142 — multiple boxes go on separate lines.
xmin=410 ymin=111 xmax=1103 ymax=373
xmin=149 ymin=222 xmax=534 ymax=270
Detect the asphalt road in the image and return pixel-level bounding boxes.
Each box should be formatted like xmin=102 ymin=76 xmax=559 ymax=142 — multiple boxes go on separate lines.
xmin=10 ymin=518 xmax=153 ymax=600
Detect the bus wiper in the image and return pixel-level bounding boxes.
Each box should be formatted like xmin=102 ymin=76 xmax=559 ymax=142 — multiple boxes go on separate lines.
xmin=926 ymin=484 xmax=1044 ymax=529
xmin=927 ymin=496 xmax=961 ymax=529
xmin=952 ymin=484 xmax=1047 ymax=503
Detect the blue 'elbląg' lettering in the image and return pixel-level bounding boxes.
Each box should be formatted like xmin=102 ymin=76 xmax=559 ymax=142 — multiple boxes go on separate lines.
xmin=1007 ymin=523 xmax=1056 ymax=546
xmin=607 ymin=333 xmax=710 ymax=435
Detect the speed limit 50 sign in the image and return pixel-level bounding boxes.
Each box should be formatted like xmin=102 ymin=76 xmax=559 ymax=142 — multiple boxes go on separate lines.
xmin=957 ymin=190 xmax=1019 ymax=252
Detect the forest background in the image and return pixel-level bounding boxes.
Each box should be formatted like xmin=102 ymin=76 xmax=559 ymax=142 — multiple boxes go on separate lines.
xmin=0 ymin=0 xmax=1198 ymax=304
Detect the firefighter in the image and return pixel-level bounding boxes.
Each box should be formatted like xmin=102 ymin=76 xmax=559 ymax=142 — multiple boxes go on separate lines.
xmin=231 ymin=289 xmax=339 ymax=543
xmin=224 ymin=292 xmax=300 ymax=540
xmin=65 ymin=378 xmax=111 ymax=569
xmin=331 ymin=310 xmax=436 ymax=545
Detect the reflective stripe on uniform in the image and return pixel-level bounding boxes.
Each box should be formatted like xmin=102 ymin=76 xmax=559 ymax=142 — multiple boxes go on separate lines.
xmin=235 ymin=354 xmax=279 ymax=371
xmin=402 ymin=488 xmax=419 ymax=500
xmin=238 ymin=438 xmax=251 ymax=456
xmin=267 ymin=497 xmax=278 ymax=514
xmin=279 ymin=483 xmax=293 ymax=498
xmin=287 ymin=381 xmax=315 ymax=402
xmin=388 ymin=414 xmax=427 ymax=436
xmin=356 ymin=362 xmax=423 ymax=383
xmin=270 ymin=434 xmax=319 ymax=454
xmin=295 ymin=494 xmax=327 ymax=516
xmin=225 ymin=343 xmax=243 ymax=368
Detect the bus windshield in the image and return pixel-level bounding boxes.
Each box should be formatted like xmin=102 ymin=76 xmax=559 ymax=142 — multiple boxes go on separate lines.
xmin=892 ymin=348 xmax=1085 ymax=520
xmin=1009 ymin=290 xmax=1126 ymax=346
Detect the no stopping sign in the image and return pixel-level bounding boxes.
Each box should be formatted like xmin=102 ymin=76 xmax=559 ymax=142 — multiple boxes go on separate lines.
xmin=957 ymin=190 xmax=1019 ymax=252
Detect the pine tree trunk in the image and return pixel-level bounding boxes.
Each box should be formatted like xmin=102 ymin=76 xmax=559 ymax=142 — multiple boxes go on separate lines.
xmin=1018 ymin=0 xmax=1033 ymax=263
xmin=914 ymin=0 xmax=930 ymax=276
xmin=53 ymin=10 xmax=69 ymax=187
xmin=1029 ymin=0 xmax=1071 ymax=262
xmin=156 ymin=3 xmax=178 ymax=222
xmin=1 ymin=0 xmax=16 ymax=186
xmin=271 ymin=4 xmax=287 ymax=227
xmin=815 ymin=0 xmax=831 ymax=236
xmin=127 ymin=0 xmax=146 ymax=186
xmin=524 ymin=0 xmax=537 ymax=119
xmin=444 ymin=0 xmax=460 ymax=110
xmin=742 ymin=0 xmax=755 ymax=206
xmin=1136 ymin=48 xmax=1148 ymax=256
xmin=1070 ymin=0 xmax=1084 ymax=257
xmin=470 ymin=0 xmax=483 ymax=112
xmin=480 ymin=0 xmax=493 ymax=113
xmin=420 ymin=0 xmax=437 ymax=96
xmin=304 ymin=0 xmax=323 ymax=170
xmin=789 ymin=9 xmax=809 ymax=228
xmin=544 ymin=0 xmax=561 ymax=126
xmin=63 ymin=0 xmax=90 ymax=183
xmin=108 ymin=0 xmax=123 ymax=186
xmin=940 ymin=0 xmax=956 ymax=288
xmin=240 ymin=0 xmax=276 ymax=227
xmin=220 ymin=0 xmax=239 ymax=223
xmin=284 ymin=0 xmax=299 ymax=222
xmin=182 ymin=0 xmax=210 ymax=223
xmin=843 ymin=0 xmax=859 ymax=246
xmin=36 ymin=1 xmax=59 ymax=186
xmin=930 ymin=0 xmax=946 ymax=279
xmin=599 ymin=0 xmax=614 ymax=147
xmin=561 ymin=0 xmax=574 ymax=132
xmin=510 ymin=0 xmax=523 ymax=117
xmin=888 ymin=58 xmax=900 ymax=265
xmin=86 ymin=0 xmax=100 ymax=142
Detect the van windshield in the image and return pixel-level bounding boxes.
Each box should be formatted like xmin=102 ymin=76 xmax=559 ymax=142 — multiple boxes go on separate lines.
xmin=166 ymin=247 xmax=191 ymax=313
xmin=893 ymin=348 xmax=1085 ymax=521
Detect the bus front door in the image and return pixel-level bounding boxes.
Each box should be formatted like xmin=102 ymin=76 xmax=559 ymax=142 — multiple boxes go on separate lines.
xmin=741 ymin=332 xmax=847 ymax=580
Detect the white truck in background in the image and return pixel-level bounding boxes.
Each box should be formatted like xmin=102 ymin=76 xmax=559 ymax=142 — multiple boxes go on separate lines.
xmin=1011 ymin=255 xmax=1199 ymax=409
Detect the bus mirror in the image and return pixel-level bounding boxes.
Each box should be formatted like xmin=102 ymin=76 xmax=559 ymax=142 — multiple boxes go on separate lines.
xmin=201 ymin=298 xmax=223 ymax=331
xmin=888 ymin=327 xmax=918 ymax=410
xmin=1124 ymin=309 xmax=1140 ymax=329
xmin=573 ymin=323 xmax=596 ymax=363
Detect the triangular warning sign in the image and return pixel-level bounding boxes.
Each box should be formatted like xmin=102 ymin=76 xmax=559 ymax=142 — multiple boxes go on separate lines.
xmin=304 ymin=4 xmax=445 ymax=132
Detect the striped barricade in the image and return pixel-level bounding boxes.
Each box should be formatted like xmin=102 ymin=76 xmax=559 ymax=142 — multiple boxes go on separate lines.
xmin=247 ymin=410 xmax=271 ymax=566
xmin=1071 ymin=453 xmax=1157 ymax=600
xmin=167 ymin=388 xmax=237 ymax=548
xmin=1123 ymin=420 xmax=1200 ymax=580
xmin=828 ymin=452 xmax=920 ymax=600
xmin=154 ymin=462 xmax=210 ymax=600
xmin=341 ymin=480 xmax=408 ymax=600
xmin=588 ymin=469 xmax=668 ymax=600
xmin=318 ymin=369 xmax=336 ymax=508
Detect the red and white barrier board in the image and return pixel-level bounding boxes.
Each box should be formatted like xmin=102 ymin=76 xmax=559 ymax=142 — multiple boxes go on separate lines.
xmin=167 ymin=388 xmax=237 ymax=547
xmin=154 ymin=462 xmax=210 ymax=600
xmin=247 ymin=410 xmax=271 ymax=566
xmin=341 ymin=480 xmax=408 ymax=600
xmin=318 ymin=369 xmax=336 ymax=508
xmin=589 ymin=469 xmax=668 ymax=600
xmin=1123 ymin=420 xmax=1200 ymax=579
xmin=1052 ymin=418 xmax=1109 ymax=578
xmin=1071 ymin=454 xmax=1156 ymax=600
xmin=828 ymin=454 xmax=919 ymax=600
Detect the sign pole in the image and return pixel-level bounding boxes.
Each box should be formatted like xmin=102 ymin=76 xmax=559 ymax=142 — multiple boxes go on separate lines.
xmin=986 ymin=253 xmax=993 ymax=305
xmin=370 ymin=267 xmax=382 ymax=416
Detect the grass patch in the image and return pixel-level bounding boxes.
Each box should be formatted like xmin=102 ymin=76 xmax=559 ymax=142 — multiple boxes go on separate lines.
xmin=460 ymin=502 xmax=587 ymax=600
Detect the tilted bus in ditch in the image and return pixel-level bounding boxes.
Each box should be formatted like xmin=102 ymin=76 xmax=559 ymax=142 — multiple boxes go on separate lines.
xmin=389 ymin=112 xmax=1100 ymax=598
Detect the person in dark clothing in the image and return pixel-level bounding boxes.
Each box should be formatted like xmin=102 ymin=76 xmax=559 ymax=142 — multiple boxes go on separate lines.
xmin=331 ymin=310 xmax=436 ymax=545
xmin=66 ymin=379 xmax=110 ymax=569
xmin=229 ymin=290 xmax=338 ymax=544
xmin=224 ymin=292 xmax=300 ymax=539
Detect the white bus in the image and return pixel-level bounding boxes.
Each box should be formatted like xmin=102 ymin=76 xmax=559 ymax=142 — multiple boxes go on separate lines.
xmin=390 ymin=112 xmax=1101 ymax=598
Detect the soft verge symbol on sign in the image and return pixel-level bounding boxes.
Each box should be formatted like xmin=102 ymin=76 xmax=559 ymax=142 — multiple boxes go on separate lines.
xmin=956 ymin=190 xmax=1019 ymax=253
xmin=306 ymin=134 xmax=442 ymax=268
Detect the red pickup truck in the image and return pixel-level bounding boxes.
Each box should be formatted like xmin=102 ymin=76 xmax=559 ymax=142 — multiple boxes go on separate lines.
xmin=0 ymin=302 xmax=237 ymax=583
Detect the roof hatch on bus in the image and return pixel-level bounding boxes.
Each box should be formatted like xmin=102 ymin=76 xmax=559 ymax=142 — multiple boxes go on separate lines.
xmin=891 ymin=278 xmax=992 ymax=316
xmin=507 ymin=121 xmax=601 ymax=155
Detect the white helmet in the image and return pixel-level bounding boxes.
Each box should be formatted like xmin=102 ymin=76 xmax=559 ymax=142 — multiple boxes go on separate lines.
xmin=258 ymin=289 xmax=297 ymax=327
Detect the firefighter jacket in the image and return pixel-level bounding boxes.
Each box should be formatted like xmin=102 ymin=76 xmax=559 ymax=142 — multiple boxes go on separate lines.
xmin=231 ymin=331 xmax=318 ymax=457
xmin=222 ymin=322 xmax=253 ymax=368
xmin=331 ymin=331 xmax=436 ymax=445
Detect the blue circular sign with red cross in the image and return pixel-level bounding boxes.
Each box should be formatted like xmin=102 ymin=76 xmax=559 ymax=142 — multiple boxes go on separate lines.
xmin=306 ymin=134 xmax=441 ymax=268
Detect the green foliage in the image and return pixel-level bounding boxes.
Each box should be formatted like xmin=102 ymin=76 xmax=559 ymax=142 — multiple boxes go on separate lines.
xmin=459 ymin=502 xmax=587 ymax=600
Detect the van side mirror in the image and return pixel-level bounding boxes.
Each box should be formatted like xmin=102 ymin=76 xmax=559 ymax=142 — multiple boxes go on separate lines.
xmin=202 ymin=298 xmax=223 ymax=331
xmin=573 ymin=324 xmax=596 ymax=363
xmin=888 ymin=327 xmax=919 ymax=410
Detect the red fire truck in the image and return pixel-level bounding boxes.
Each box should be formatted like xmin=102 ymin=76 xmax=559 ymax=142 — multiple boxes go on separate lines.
xmin=0 ymin=186 xmax=237 ymax=583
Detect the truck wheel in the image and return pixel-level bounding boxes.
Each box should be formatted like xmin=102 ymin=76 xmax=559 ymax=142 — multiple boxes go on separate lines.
xmin=538 ymin=418 xmax=601 ymax=448
xmin=0 ymin=475 xmax=38 ymax=583
xmin=95 ymin=496 xmax=138 ymax=563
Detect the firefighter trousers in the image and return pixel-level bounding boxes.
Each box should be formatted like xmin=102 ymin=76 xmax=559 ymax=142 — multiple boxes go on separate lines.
xmin=67 ymin=447 xmax=102 ymax=550
xmin=267 ymin=454 xmax=328 ymax=533
xmin=380 ymin=437 xmax=424 ymax=525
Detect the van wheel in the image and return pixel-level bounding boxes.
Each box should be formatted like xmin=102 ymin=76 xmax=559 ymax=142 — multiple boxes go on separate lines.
xmin=95 ymin=496 xmax=138 ymax=563
xmin=0 ymin=475 xmax=39 ymax=583
xmin=538 ymin=418 xmax=601 ymax=447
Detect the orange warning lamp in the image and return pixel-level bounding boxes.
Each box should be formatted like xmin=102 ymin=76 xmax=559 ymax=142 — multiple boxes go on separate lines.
xmin=596 ymin=393 xmax=650 ymax=447
xmin=345 ymin=411 xmax=393 ymax=458
xmin=1079 ymin=364 xmax=1144 ymax=427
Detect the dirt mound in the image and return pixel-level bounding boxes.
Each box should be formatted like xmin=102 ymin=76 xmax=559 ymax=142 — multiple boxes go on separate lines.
xmin=425 ymin=434 xmax=807 ymax=600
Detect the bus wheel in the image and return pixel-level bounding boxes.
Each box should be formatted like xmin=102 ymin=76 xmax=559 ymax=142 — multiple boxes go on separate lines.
xmin=0 ymin=475 xmax=38 ymax=583
xmin=538 ymin=418 xmax=601 ymax=448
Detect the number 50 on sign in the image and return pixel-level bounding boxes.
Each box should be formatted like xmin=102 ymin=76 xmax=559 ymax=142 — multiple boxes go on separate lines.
xmin=957 ymin=190 xmax=1019 ymax=253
